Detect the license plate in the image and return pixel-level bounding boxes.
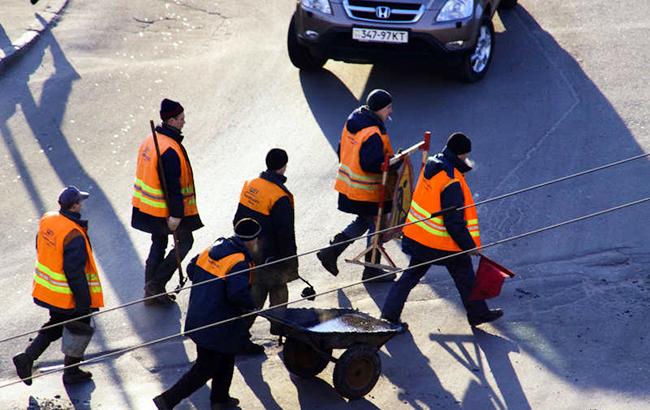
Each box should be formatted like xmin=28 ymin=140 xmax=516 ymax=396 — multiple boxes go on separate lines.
xmin=352 ymin=28 xmax=408 ymax=44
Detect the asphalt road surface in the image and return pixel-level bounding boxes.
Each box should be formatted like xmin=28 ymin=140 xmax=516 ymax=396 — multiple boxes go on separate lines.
xmin=1 ymin=0 xmax=649 ymax=408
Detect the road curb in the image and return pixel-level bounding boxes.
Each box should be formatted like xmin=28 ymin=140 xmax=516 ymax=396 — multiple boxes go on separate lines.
xmin=0 ymin=0 xmax=70 ymax=74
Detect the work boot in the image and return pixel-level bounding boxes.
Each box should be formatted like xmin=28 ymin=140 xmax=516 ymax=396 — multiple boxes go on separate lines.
xmin=468 ymin=309 xmax=504 ymax=327
xmin=62 ymin=356 xmax=92 ymax=384
xmin=212 ymin=397 xmax=240 ymax=409
xmin=240 ymin=340 xmax=264 ymax=356
xmin=144 ymin=283 xmax=176 ymax=306
xmin=13 ymin=333 xmax=51 ymax=385
xmin=153 ymin=395 xmax=172 ymax=410
xmin=362 ymin=252 xmax=396 ymax=283
xmin=316 ymin=233 xmax=351 ymax=276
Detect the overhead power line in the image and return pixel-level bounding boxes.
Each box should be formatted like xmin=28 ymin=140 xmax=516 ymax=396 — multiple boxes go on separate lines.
xmin=1 ymin=196 xmax=648 ymax=389
xmin=1 ymin=152 xmax=648 ymax=344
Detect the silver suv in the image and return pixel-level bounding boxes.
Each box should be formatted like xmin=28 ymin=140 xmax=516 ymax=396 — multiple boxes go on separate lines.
xmin=288 ymin=0 xmax=517 ymax=82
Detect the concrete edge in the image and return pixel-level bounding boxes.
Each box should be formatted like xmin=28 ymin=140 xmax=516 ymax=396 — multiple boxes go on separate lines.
xmin=0 ymin=0 xmax=70 ymax=75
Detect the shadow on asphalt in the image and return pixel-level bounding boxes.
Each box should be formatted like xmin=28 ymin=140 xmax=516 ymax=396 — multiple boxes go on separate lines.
xmin=237 ymin=353 xmax=282 ymax=410
xmin=0 ymin=15 xmax=195 ymax=409
xmin=289 ymin=372 xmax=380 ymax=409
xmin=300 ymin=1 xmax=650 ymax=405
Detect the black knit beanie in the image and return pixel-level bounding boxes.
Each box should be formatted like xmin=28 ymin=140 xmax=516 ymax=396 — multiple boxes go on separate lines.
xmin=234 ymin=218 xmax=262 ymax=242
xmin=265 ymin=148 xmax=288 ymax=171
xmin=446 ymin=132 xmax=472 ymax=155
xmin=366 ymin=89 xmax=392 ymax=112
xmin=160 ymin=98 xmax=184 ymax=121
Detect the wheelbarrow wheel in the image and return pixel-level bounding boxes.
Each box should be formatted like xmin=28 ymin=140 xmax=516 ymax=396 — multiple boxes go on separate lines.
xmin=282 ymin=337 xmax=331 ymax=378
xmin=333 ymin=345 xmax=381 ymax=400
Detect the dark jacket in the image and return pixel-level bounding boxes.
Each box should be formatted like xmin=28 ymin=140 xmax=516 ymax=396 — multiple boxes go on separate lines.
xmin=337 ymin=106 xmax=393 ymax=216
xmin=184 ymin=237 xmax=257 ymax=354
xmin=233 ymin=171 xmax=299 ymax=285
xmin=131 ymin=124 xmax=203 ymax=235
xmin=34 ymin=209 xmax=95 ymax=315
xmin=402 ymin=147 xmax=476 ymax=261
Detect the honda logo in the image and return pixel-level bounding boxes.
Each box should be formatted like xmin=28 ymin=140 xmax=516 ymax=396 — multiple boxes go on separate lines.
xmin=375 ymin=6 xmax=391 ymax=19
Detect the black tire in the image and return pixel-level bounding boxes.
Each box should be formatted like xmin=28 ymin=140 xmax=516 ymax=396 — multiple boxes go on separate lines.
xmin=287 ymin=15 xmax=327 ymax=70
xmin=458 ymin=19 xmax=495 ymax=83
xmin=282 ymin=338 xmax=331 ymax=378
xmin=498 ymin=0 xmax=518 ymax=9
xmin=332 ymin=345 xmax=381 ymax=400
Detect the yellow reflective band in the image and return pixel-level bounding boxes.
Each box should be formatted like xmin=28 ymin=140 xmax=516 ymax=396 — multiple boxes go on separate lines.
xmin=338 ymin=164 xmax=382 ymax=183
xmin=187 ymin=198 xmax=197 ymax=205
xmin=336 ymin=174 xmax=380 ymax=192
xmin=134 ymin=178 xmax=164 ymax=196
xmin=34 ymin=274 xmax=72 ymax=294
xmin=470 ymin=231 xmax=480 ymax=237
xmin=36 ymin=262 xmax=66 ymax=281
xmin=410 ymin=201 xmax=431 ymax=218
xmin=89 ymin=286 xmax=102 ymax=293
xmin=467 ymin=219 xmax=479 ymax=225
xmin=181 ymin=186 xmax=195 ymax=194
xmin=407 ymin=213 xmax=450 ymax=237
xmin=133 ymin=191 xmax=168 ymax=209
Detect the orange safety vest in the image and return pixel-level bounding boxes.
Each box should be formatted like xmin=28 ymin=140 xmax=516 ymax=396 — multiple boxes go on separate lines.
xmin=32 ymin=212 xmax=104 ymax=310
xmin=239 ymin=177 xmax=294 ymax=215
xmin=132 ymin=132 xmax=198 ymax=218
xmin=402 ymin=168 xmax=481 ymax=252
xmin=195 ymin=247 xmax=253 ymax=285
xmin=334 ymin=125 xmax=394 ymax=203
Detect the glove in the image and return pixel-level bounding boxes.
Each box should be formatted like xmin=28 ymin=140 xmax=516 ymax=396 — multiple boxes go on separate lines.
xmin=167 ymin=216 xmax=181 ymax=232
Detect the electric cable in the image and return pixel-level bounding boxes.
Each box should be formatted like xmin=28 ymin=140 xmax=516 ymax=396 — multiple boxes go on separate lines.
xmin=1 ymin=196 xmax=647 ymax=389
xmin=1 ymin=152 xmax=648 ymax=344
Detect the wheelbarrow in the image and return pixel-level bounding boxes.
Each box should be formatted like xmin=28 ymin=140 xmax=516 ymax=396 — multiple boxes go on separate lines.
xmin=260 ymin=307 xmax=402 ymax=400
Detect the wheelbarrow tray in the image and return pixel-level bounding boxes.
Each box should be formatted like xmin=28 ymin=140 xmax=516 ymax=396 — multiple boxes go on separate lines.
xmin=260 ymin=307 xmax=401 ymax=350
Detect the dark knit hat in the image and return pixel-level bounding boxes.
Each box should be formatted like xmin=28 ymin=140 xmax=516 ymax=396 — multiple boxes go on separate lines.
xmin=160 ymin=98 xmax=184 ymax=121
xmin=58 ymin=186 xmax=89 ymax=208
xmin=446 ymin=132 xmax=472 ymax=155
xmin=366 ymin=89 xmax=392 ymax=112
xmin=266 ymin=148 xmax=288 ymax=171
xmin=234 ymin=218 xmax=262 ymax=241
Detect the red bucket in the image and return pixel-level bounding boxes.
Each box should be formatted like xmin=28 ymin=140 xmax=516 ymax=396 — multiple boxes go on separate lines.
xmin=469 ymin=255 xmax=516 ymax=301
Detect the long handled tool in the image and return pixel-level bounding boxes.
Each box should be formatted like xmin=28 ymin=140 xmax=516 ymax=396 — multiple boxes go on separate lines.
xmin=150 ymin=120 xmax=187 ymax=293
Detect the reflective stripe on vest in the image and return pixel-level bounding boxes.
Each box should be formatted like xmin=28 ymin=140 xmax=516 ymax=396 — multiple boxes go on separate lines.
xmin=334 ymin=125 xmax=394 ymax=203
xmin=239 ymin=177 xmax=293 ymax=216
xmin=402 ymin=168 xmax=481 ymax=252
xmin=32 ymin=212 xmax=104 ymax=310
xmin=132 ymin=133 xmax=199 ymax=217
xmin=195 ymin=248 xmax=252 ymax=285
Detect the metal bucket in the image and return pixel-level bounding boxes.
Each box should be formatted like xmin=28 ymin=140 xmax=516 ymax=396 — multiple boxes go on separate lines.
xmin=61 ymin=320 xmax=94 ymax=358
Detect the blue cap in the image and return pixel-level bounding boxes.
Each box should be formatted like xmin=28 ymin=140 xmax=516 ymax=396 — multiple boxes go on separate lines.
xmin=58 ymin=186 xmax=90 ymax=208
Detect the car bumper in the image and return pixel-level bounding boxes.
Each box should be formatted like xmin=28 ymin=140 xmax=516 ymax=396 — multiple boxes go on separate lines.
xmin=295 ymin=6 xmax=480 ymax=64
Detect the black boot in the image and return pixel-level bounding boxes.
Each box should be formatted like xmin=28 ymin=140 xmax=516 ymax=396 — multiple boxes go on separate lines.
xmin=62 ymin=355 xmax=92 ymax=384
xmin=13 ymin=333 xmax=51 ymax=386
xmin=468 ymin=309 xmax=504 ymax=327
xmin=316 ymin=233 xmax=351 ymax=276
xmin=362 ymin=252 xmax=396 ymax=283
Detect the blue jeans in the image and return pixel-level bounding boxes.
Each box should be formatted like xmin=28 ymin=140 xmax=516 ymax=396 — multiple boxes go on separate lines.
xmin=342 ymin=215 xmax=376 ymax=248
xmin=382 ymin=254 xmax=489 ymax=322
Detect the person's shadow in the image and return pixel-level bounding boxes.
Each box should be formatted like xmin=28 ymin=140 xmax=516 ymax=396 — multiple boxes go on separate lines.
xmin=237 ymin=352 xmax=282 ymax=410
xmin=429 ymin=329 xmax=531 ymax=409
xmin=0 ymin=14 xmax=194 ymax=409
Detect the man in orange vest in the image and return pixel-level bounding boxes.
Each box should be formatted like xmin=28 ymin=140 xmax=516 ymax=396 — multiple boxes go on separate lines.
xmin=234 ymin=149 xmax=298 ymax=353
xmin=13 ymin=186 xmax=103 ymax=385
xmin=381 ymin=133 xmax=503 ymax=329
xmin=132 ymin=99 xmax=203 ymax=306
xmin=153 ymin=218 xmax=261 ymax=409
xmin=317 ymin=89 xmax=396 ymax=282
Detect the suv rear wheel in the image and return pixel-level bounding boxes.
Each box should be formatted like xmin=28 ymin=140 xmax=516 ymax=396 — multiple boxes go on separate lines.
xmin=458 ymin=19 xmax=494 ymax=83
xmin=287 ymin=15 xmax=327 ymax=71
